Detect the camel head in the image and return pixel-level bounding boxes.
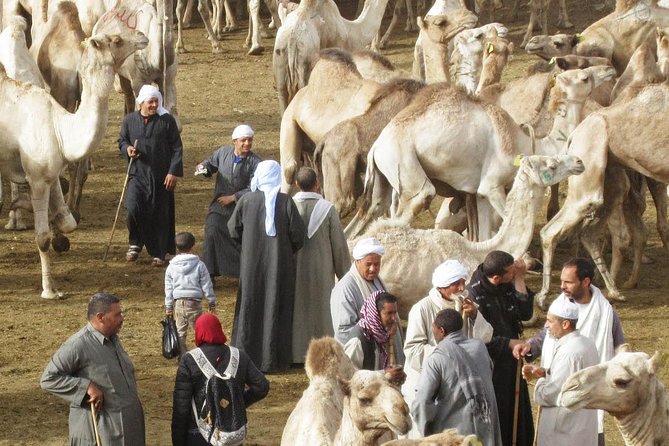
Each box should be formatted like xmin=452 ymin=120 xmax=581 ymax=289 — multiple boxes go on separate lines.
xmin=525 ymin=34 xmax=579 ymax=60
xmin=80 ymin=31 xmax=149 ymax=76
xmin=519 ymin=155 xmax=585 ymax=187
xmin=656 ymin=27 xmax=669 ymax=78
xmin=305 ymin=337 xmax=357 ymax=381
xmin=338 ymin=370 xmax=411 ymax=437
xmin=476 ymin=30 xmax=513 ymax=94
xmin=418 ymin=9 xmax=478 ymax=46
xmin=560 ymin=350 xmax=664 ymax=416
xmin=550 ymin=64 xmax=617 ymax=110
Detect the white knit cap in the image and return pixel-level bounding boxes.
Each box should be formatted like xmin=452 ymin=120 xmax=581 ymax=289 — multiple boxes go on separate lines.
xmin=232 ymin=124 xmax=255 ymax=140
xmin=432 ymin=259 xmax=469 ymax=288
xmin=352 ymin=237 xmax=385 ymax=260
xmin=135 ymin=85 xmax=168 ymax=115
xmin=548 ymin=298 xmax=579 ymax=320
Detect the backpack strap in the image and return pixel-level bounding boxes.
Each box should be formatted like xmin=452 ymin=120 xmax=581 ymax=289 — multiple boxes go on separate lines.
xmin=188 ymin=346 xmax=240 ymax=379
xmin=223 ymin=347 xmax=240 ymax=379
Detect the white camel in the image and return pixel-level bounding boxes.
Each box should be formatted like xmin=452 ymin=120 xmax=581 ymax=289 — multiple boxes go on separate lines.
xmin=537 ymin=83 xmax=669 ymax=306
xmin=344 ymin=65 xmax=616 ymax=240
xmin=272 ymin=0 xmax=391 ymax=113
xmin=354 ymin=155 xmax=585 ymax=317
xmin=561 ymin=346 xmax=669 ymax=446
xmin=0 ymin=30 xmax=149 ymax=299
xmin=281 ymin=337 xmax=411 ymax=446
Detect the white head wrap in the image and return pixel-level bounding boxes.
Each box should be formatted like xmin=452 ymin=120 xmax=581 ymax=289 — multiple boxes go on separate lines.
xmin=548 ymin=298 xmax=579 ymax=320
xmin=432 ymin=259 xmax=469 ymax=288
xmin=250 ymin=160 xmax=282 ymax=236
xmin=352 ymin=237 xmax=385 ymax=260
xmin=136 ymin=85 xmax=168 ymax=116
xmin=232 ymin=124 xmax=255 ymax=140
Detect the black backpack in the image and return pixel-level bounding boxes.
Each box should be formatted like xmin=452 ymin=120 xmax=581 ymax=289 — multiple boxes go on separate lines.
xmin=189 ymin=347 xmax=247 ymax=446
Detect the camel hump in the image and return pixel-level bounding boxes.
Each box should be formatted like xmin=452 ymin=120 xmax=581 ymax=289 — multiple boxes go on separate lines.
xmin=52 ymin=1 xmax=85 ymax=32
xmin=305 ymin=337 xmax=356 ymax=381
xmin=318 ymin=48 xmax=358 ymax=73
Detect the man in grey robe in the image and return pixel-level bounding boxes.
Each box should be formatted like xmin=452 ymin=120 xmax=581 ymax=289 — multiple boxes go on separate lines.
xmin=196 ymin=124 xmax=262 ymax=279
xmin=330 ymin=237 xmax=404 ymax=364
xmin=41 ymin=292 xmax=145 ymax=446
xmin=291 ymin=167 xmax=350 ymax=363
xmin=228 ymin=160 xmax=305 ymax=373
xmin=412 ymin=309 xmax=502 ymax=445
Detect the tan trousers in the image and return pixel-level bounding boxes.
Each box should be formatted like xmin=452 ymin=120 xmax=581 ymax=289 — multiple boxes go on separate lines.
xmin=174 ymin=299 xmax=203 ymax=355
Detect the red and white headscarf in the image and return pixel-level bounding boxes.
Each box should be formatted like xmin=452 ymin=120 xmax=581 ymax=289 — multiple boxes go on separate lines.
xmin=358 ymin=290 xmax=392 ymax=368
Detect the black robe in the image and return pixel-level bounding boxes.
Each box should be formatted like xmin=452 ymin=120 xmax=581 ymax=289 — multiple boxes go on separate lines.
xmin=200 ymin=146 xmax=261 ymax=277
xmin=228 ymin=191 xmax=305 ymax=372
xmin=466 ymin=265 xmax=535 ymax=446
xmin=119 ymin=111 xmax=183 ymax=259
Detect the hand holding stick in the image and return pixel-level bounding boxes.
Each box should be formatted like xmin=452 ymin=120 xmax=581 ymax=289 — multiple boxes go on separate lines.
xmin=91 ymin=402 xmax=102 ymax=446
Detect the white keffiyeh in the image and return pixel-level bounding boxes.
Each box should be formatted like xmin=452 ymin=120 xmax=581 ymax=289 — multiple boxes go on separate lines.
xmin=250 ymin=160 xmax=282 ymax=236
xmin=292 ymin=191 xmax=333 ymax=238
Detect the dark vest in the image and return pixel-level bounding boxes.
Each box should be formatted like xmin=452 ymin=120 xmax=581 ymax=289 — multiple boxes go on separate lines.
xmin=349 ymin=325 xmax=379 ymax=371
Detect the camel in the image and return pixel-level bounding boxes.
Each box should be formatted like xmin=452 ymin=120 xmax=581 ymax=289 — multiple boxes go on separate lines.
xmin=0 ymin=30 xmax=149 ymax=299
xmin=344 ymin=65 xmax=616 ymax=240
xmin=315 ymin=77 xmax=427 ymax=218
xmin=561 ymin=346 xmax=669 ymax=446
xmin=382 ymin=429 xmax=481 ymax=445
xmin=352 ymin=50 xmax=413 ymax=83
xmin=272 ymin=0 xmax=391 ymax=113
xmin=524 ymin=33 xmax=579 ymax=60
xmin=473 ymin=28 xmax=513 ymax=95
xmin=658 ymin=26 xmax=669 ymax=77
xmin=352 ymin=154 xmax=584 ymax=317
xmin=537 ymin=83 xmax=669 ymax=306
xmin=281 ymin=337 xmax=411 ymax=446
xmin=450 ymin=23 xmax=508 ymax=94
xmin=412 ymin=8 xmax=478 ymax=84
xmin=520 ymin=0 xmax=573 ymax=49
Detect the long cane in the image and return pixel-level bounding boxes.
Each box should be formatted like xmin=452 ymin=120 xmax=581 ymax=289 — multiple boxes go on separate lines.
xmin=533 ymin=405 xmax=542 ymax=446
xmin=512 ymin=357 xmax=522 ymax=446
xmin=103 ymin=141 xmax=137 ymax=262
xmin=91 ymin=402 xmax=102 ymax=446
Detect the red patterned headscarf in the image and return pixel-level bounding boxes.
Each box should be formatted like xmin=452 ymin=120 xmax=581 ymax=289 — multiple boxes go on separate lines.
xmin=195 ymin=313 xmax=228 ymax=346
xmin=358 ymin=290 xmax=392 ymax=368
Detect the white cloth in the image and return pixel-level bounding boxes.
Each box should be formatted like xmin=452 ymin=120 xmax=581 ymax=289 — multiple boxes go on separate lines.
xmin=548 ymin=298 xmax=579 ymax=320
xmin=231 ymin=124 xmax=254 ymax=140
xmin=250 ymin=160 xmax=282 ymax=236
xmin=352 ymin=237 xmax=385 ymax=260
xmin=292 ymin=192 xmax=333 ymax=238
xmin=541 ymin=285 xmax=614 ymax=433
xmin=135 ymin=84 xmax=168 ymax=115
xmin=431 ymin=260 xmax=469 ymax=288
xmin=535 ymin=331 xmax=599 ymax=446
xmin=401 ymin=288 xmax=493 ymax=438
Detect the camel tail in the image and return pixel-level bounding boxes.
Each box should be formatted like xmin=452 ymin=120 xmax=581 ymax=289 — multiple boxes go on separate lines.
xmin=42 ymin=0 xmax=48 ymax=22
xmin=360 ymin=144 xmax=379 ymax=212
xmin=313 ymin=139 xmax=325 ymax=179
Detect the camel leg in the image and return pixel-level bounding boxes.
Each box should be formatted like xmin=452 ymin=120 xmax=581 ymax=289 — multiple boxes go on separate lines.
xmin=344 ymin=172 xmax=393 ymax=238
xmin=29 ymin=181 xmax=60 ymax=299
xmin=511 ymin=0 xmax=521 ymax=20
xmin=223 ymin=0 xmax=239 ymax=31
xmin=265 ymin=0 xmax=281 ymax=30
xmin=405 ymin=0 xmax=418 ymax=32
xmin=246 ymin=0 xmax=264 ymax=54
xmin=476 ymin=196 xmax=502 ymax=241
xmin=183 ymin=0 xmax=196 ymax=26
xmin=211 ymin=0 xmax=223 ymax=38
xmin=279 ymin=110 xmax=304 ymax=193
xmin=175 ymin=0 xmax=188 ymax=52
xmin=521 ymin=0 xmax=540 ymax=48
xmin=546 ymin=183 xmax=560 ymax=221
xmin=66 ymin=160 xmax=88 ymax=224
xmin=323 ymin=148 xmax=360 ymax=219
xmin=556 ymin=0 xmax=573 ymax=28
xmin=435 ymin=196 xmax=467 ymax=233
xmin=581 ymin=222 xmax=625 ymax=301
xmin=378 ymin=0 xmax=402 ymax=50
xmin=6 ymin=182 xmax=32 ymax=230
xmin=198 ymin=0 xmax=224 ymax=53
xmin=647 ymin=178 xmax=669 ymax=250
xmin=465 ymin=193 xmax=479 ymax=241
xmin=607 ymin=169 xmax=632 ymax=285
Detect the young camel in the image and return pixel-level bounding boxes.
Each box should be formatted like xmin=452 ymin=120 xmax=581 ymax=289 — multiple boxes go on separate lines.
xmin=561 ymin=346 xmax=669 ymax=446
xmin=344 ymin=65 xmax=616 ymax=240
xmin=0 ymin=31 xmax=149 ymax=299
xmin=354 ymin=155 xmax=585 ymax=318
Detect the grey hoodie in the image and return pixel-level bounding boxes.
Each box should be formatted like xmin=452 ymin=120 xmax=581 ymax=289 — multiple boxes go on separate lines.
xmin=164 ymin=254 xmax=215 ymax=311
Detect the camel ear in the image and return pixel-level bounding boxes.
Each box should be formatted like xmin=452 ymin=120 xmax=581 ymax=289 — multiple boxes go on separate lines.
xmin=417 ymin=16 xmax=426 ymax=30
xmin=616 ymin=343 xmax=632 ymax=354
xmin=555 ymin=57 xmax=569 ymax=70
xmin=649 ymin=351 xmax=666 ymax=374
xmin=338 ymin=377 xmax=351 ymax=396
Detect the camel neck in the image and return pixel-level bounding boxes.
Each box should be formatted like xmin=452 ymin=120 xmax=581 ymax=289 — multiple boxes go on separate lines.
xmin=616 ymin=378 xmax=668 ymax=446
xmin=534 ymin=97 xmax=585 ymax=156
xmin=334 ymin=402 xmax=383 ymax=446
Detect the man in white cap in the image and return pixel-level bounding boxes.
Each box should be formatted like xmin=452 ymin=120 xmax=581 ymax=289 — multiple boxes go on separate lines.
xmin=330 ymin=237 xmax=404 ymax=365
xmin=401 ymin=259 xmax=494 ymax=438
xmin=228 ymin=160 xmax=305 ymax=373
xmin=513 ymin=258 xmax=624 ymax=446
xmin=119 ymin=84 xmax=183 ymax=266
xmin=522 ymin=297 xmax=599 ymax=446
xmin=196 ymin=124 xmax=262 ymax=280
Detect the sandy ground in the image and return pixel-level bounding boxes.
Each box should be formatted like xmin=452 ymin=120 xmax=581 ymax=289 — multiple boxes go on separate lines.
xmin=1 ymin=1 xmax=668 ymax=444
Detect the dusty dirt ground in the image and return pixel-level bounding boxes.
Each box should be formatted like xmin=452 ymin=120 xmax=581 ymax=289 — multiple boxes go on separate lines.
xmin=1 ymin=1 xmax=669 ymax=444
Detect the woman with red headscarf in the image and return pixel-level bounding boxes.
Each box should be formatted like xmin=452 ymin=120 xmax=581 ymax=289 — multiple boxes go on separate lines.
xmin=171 ymin=313 xmax=269 ymax=445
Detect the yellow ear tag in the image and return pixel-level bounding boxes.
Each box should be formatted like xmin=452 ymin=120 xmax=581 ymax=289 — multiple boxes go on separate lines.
xmin=576 ymin=33 xmax=585 ymax=43
xmin=513 ymin=155 xmax=522 ymax=167
xmin=549 ymin=57 xmax=556 ymax=65
xmin=487 ymin=42 xmax=494 ymax=54
xmin=549 ymin=73 xmax=556 ymax=87
xmin=80 ymin=38 xmax=89 ymax=49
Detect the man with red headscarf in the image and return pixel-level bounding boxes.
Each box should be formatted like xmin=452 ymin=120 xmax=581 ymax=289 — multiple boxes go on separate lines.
xmin=171 ymin=314 xmax=269 ymax=446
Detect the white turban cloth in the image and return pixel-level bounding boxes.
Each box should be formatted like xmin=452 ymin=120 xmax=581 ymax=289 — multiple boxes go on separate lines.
xmin=135 ymin=84 xmax=168 ymax=116
xmin=250 ymin=160 xmax=282 ymax=236
xmin=432 ymin=259 xmax=469 ymax=288
xmin=352 ymin=237 xmax=385 ymax=260
xmin=548 ymin=298 xmax=579 ymax=320
xmin=232 ymin=124 xmax=255 ymax=140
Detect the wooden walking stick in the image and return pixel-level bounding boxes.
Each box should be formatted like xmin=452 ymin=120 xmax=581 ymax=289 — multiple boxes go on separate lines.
xmin=512 ymin=357 xmax=522 ymax=446
xmin=103 ymin=140 xmax=137 ymax=262
xmin=533 ymin=405 xmax=542 ymax=446
xmin=91 ymin=402 xmax=102 ymax=446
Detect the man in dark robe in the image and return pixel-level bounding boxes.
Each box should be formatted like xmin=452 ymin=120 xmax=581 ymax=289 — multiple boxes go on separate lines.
xmin=119 ymin=85 xmax=183 ymax=266
xmin=228 ymin=160 xmax=305 ymax=373
xmin=196 ymin=124 xmax=262 ymax=279
xmin=466 ymin=250 xmax=535 ymax=446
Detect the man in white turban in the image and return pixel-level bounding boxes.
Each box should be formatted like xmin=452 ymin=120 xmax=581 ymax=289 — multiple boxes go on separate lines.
xmin=330 ymin=237 xmax=404 ymax=366
xmin=196 ymin=124 xmax=261 ymax=279
xmin=227 ymin=160 xmax=306 ymax=373
xmin=401 ymin=259 xmax=494 ymax=439
xmin=119 ymin=84 xmax=183 ymax=266
xmin=522 ymin=296 xmax=599 ymax=446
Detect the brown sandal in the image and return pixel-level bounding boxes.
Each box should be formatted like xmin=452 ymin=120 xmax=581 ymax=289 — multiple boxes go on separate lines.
xmin=126 ymin=246 xmax=140 ymax=262
xmin=152 ymin=257 xmax=166 ymax=267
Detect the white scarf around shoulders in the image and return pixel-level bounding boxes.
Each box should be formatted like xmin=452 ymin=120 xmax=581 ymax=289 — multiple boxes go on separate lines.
xmin=292 ymin=191 xmax=333 ymax=238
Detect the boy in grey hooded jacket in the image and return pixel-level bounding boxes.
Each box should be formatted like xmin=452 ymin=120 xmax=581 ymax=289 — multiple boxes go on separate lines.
xmin=165 ymin=232 xmax=216 ymax=355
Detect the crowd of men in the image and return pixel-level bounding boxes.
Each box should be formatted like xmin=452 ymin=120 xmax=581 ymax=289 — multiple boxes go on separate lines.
xmin=38 ymin=93 xmax=625 ymax=446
